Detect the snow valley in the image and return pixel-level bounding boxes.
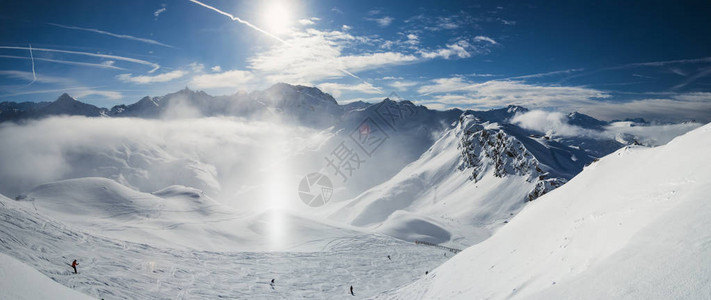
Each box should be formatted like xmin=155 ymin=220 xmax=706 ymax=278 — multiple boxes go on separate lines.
xmin=0 ymin=84 xmax=707 ymax=299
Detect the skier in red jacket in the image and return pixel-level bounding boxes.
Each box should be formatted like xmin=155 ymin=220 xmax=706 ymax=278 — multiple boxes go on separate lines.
xmin=71 ymin=259 xmax=78 ymax=274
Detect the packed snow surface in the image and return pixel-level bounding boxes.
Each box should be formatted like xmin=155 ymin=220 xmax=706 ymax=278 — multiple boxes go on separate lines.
xmin=0 ymin=184 xmax=450 ymax=299
xmin=0 ymin=252 xmax=93 ymax=300
xmin=383 ymin=123 xmax=711 ymax=299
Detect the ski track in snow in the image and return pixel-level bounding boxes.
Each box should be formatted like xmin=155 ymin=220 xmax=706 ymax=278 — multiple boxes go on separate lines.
xmin=0 ymin=197 xmax=450 ymax=299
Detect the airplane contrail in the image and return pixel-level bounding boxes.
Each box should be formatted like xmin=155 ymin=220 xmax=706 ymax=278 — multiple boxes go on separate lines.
xmin=0 ymin=55 xmax=126 ymax=70
xmin=188 ymin=0 xmax=290 ymax=45
xmin=27 ymin=44 xmax=37 ymax=86
xmin=47 ymin=23 xmax=174 ymax=48
xmin=187 ymin=0 xmax=382 ymax=92
xmin=0 ymin=46 xmax=160 ymax=73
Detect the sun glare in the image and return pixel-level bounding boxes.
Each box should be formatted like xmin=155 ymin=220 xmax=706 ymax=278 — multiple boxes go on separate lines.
xmin=261 ymin=0 xmax=293 ymax=35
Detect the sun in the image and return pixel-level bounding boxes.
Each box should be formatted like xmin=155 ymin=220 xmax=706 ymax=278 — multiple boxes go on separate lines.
xmin=261 ymin=0 xmax=293 ymax=35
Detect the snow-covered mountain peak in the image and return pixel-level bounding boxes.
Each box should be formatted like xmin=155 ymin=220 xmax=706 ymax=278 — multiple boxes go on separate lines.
xmin=263 ymin=82 xmax=338 ymax=106
xmin=455 ymin=113 xmax=566 ymax=201
xmin=55 ymin=93 xmax=77 ymax=103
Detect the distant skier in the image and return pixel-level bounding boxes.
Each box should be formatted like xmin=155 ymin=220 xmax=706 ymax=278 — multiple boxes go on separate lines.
xmin=387 ymin=255 xmax=391 ymax=260
xmin=270 ymin=279 xmax=275 ymax=290
xmin=350 ymin=285 xmax=354 ymax=296
xmin=425 ymin=271 xmax=429 ymax=275
xmin=71 ymin=259 xmax=78 ymax=274
xmin=271 ymin=279 xmax=275 ymax=284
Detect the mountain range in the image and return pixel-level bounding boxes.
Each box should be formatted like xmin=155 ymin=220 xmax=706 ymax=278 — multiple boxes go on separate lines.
xmin=0 ymin=83 xmax=706 ymax=298
xmin=0 ymin=84 xmax=694 ymax=247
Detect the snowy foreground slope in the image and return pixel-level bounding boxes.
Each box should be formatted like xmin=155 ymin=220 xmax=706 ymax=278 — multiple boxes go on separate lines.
xmin=0 ymin=183 xmax=449 ymax=299
xmin=381 ymin=123 xmax=711 ymax=299
xmin=0 ymin=252 xmax=93 ymax=300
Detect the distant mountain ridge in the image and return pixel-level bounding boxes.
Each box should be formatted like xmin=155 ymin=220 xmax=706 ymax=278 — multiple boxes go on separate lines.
xmin=0 ymin=84 xmax=350 ymax=127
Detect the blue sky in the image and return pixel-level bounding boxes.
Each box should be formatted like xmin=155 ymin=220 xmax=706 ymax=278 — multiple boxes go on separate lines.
xmin=1 ymin=0 xmax=710 ymax=121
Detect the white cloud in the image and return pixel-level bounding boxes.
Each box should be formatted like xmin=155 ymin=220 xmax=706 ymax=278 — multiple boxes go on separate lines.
xmin=474 ymin=36 xmax=498 ymax=45
xmin=188 ymin=62 xmax=205 ymax=72
xmin=499 ymin=18 xmax=516 ymax=25
xmin=117 ymin=70 xmax=187 ymax=84
xmin=189 ymin=70 xmax=253 ymax=89
xmin=511 ymin=110 xmax=596 ymax=137
xmin=420 ymin=16 xmax=460 ymax=31
xmin=73 ymin=89 xmax=123 ymax=100
xmin=154 ymin=7 xmax=167 ymax=17
xmin=247 ymin=28 xmax=418 ymax=84
xmin=298 ymin=19 xmax=315 ymax=26
xmin=419 ymin=40 xmax=472 ymax=59
xmin=211 ymin=65 xmax=222 ymax=72
xmin=366 ymin=16 xmax=394 ymax=27
xmin=317 ymin=82 xmax=382 ymax=98
xmin=388 ymin=80 xmax=418 ymax=91
xmin=0 ymin=116 xmax=328 ymax=204
xmin=511 ymin=109 xmax=702 ymax=146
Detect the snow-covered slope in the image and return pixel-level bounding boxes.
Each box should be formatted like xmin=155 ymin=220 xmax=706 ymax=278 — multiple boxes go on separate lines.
xmin=0 ymin=252 xmax=93 ymax=300
xmin=328 ymin=110 xmax=591 ymax=247
xmin=17 ymin=177 xmax=363 ymax=252
xmin=0 ymin=191 xmax=450 ymax=299
xmin=383 ymin=122 xmax=711 ymax=299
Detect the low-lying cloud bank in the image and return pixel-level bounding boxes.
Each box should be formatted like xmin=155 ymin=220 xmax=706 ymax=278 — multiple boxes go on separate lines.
xmin=511 ymin=110 xmax=703 ymax=146
xmin=0 ymin=116 xmax=330 ymax=209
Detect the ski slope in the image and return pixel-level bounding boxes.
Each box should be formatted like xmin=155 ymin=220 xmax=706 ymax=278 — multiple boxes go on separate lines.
xmin=0 ymin=185 xmax=451 ymax=299
xmin=0 ymin=252 xmax=93 ymax=300
xmin=382 ymin=123 xmax=711 ymax=299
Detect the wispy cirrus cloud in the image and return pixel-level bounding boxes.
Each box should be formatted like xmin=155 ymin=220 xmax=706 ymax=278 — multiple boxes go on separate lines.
xmin=417 ymin=77 xmax=609 ymax=108
xmin=0 ymin=46 xmax=160 ymax=73
xmin=578 ymin=93 xmax=711 ymax=123
xmin=117 ymin=70 xmax=187 ymax=84
xmin=48 ymin=23 xmax=173 ymax=48
xmin=561 ymin=56 xmax=711 ymax=89
xmin=416 ymin=76 xmax=711 ymax=122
